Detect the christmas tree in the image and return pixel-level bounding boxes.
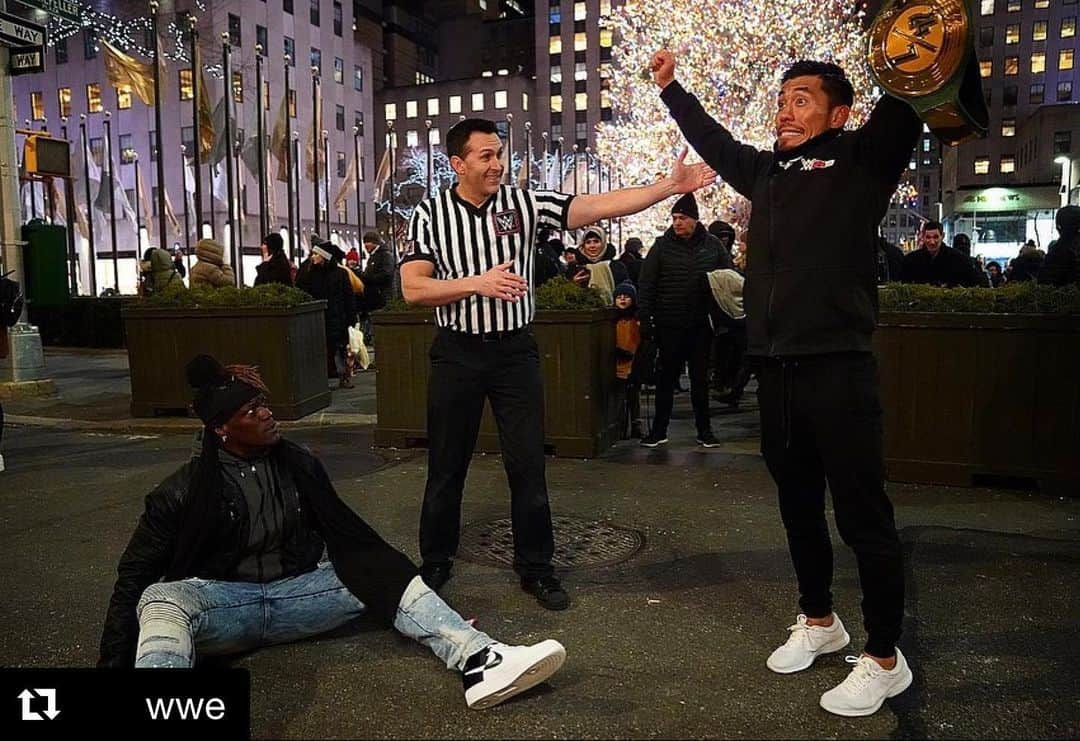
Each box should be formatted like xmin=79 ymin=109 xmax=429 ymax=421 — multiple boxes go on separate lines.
xmin=597 ymin=0 xmax=880 ymax=240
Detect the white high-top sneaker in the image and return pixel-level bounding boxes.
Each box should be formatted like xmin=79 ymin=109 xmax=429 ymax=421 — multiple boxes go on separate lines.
xmin=820 ymin=647 xmax=913 ymax=717
xmin=462 ymin=640 xmax=566 ymax=710
xmin=766 ymin=613 xmax=850 ymax=674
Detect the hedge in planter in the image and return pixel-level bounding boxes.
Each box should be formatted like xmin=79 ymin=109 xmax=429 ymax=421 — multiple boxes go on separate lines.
xmin=874 ymin=283 xmax=1079 ymax=489
xmin=123 ymin=283 xmax=331 ymax=420
xmin=375 ymin=278 xmax=619 ymax=457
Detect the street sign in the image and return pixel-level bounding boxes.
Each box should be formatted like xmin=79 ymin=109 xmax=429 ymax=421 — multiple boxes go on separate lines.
xmin=9 ymin=44 xmax=45 ymax=75
xmin=0 ymin=11 xmax=45 ymax=48
xmin=10 ymin=0 xmax=80 ymax=25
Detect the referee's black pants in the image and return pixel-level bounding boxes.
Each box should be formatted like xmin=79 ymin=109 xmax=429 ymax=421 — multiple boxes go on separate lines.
xmin=419 ymin=327 xmax=554 ymax=580
xmin=757 ymin=352 xmax=904 ymax=659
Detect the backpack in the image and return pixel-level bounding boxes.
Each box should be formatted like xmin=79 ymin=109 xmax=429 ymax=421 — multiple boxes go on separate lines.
xmin=0 ymin=274 xmax=23 ymax=328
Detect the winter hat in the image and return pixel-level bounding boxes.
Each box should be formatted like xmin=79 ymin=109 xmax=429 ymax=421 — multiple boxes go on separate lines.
xmin=708 ymin=220 xmax=735 ymax=243
xmin=623 ymin=238 xmax=644 ymax=256
xmin=613 ymin=280 xmax=637 ymax=303
xmin=671 ymin=192 xmax=699 ymax=220
xmin=346 ymin=247 xmax=360 ymax=263
xmin=263 ymin=232 xmax=284 ymax=255
xmin=363 ymin=230 xmax=382 ymax=245
xmin=186 ymin=354 xmax=267 ymax=428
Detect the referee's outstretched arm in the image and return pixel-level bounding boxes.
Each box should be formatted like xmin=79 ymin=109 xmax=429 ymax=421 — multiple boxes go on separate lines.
xmin=565 ymin=147 xmax=716 ymax=230
xmin=401 ymin=260 xmax=529 ymax=307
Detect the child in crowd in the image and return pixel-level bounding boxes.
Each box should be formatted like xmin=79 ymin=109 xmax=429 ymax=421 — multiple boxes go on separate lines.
xmin=614 ymin=281 xmax=643 ymax=439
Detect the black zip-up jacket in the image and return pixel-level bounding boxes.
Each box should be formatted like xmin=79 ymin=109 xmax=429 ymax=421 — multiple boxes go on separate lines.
xmin=661 ymin=81 xmax=921 ymax=356
xmin=359 ymin=245 xmax=396 ymax=312
xmin=98 ymin=440 xmax=417 ymax=667
xmin=638 ymin=222 xmax=730 ymax=332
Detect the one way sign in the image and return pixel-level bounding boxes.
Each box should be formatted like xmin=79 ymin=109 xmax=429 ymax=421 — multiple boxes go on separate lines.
xmin=9 ymin=45 xmax=45 ymax=75
xmin=0 ymin=11 xmax=45 ymax=48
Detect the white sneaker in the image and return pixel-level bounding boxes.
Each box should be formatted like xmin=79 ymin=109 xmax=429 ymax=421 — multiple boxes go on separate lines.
xmin=766 ymin=613 xmax=850 ymax=674
xmin=820 ymin=647 xmax=913 ymax=717
xmin=462 ymin=639 xmax=566 ymax=710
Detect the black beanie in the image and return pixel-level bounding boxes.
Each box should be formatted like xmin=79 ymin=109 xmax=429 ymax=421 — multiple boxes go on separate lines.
xmin=186 ymin=354 xmax=261 ymax=428
xmin=671 ymin=192 xmax=699 ymax=220
xmin=263 ymin=232 xmax=284 ymax=255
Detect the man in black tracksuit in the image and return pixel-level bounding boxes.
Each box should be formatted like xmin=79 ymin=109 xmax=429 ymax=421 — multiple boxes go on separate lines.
xmin=638 ymin=193 xmax=729 ymax=447
xmin=653 ymin=52 xmax=921 ymax=716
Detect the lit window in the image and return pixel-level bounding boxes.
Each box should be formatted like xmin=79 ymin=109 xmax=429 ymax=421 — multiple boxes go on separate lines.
xmin=1000 ymin=156 xmax=1015 ymax=173
xmin=430 ymin=128 xmax=441 ymax=146
xmin=1033 ymin=21 xmax=1047 ymax=41
xmin=354 ymin=66 xmax=363 ymax=91
xmin=232 ymin=71 xmax=243 ymax=103
xmin=550 ymin=66 xmax=562 ymax=83
xmin=549 ymin=36 xmax=561 ymax=54
xmin=179 ymin=69 xmax=193 ymax=101
xmin=449 ymin=95 xmax=462 ymax=114
xmin=117 ymin=85 xmax=132 ymax=110
xmin=974 ymin=157 xmax=990 ymax=174
xmin=980 ymin=0 xmax=994 ymax=14
xmin=1063 ymin=18 xmax=1076 ymax=38
xmin=1001 ymin=118 xmax=1015 ymax=137
xmin=57 ymin=88 xmax=71 ymax=118
xmin=1030 ymin=83 xmax=1044 ymax=104
xmin=423 ymin=98 xmax=437 ymax=117
xmin=87 ymin=83 xmax=102 ymax=113
xmin=600 ymin=29 xmax=613 ymax=47
xmin=522 ymin=92 xmax=529 ymax=111
xmin=551 ymin=94 xmax=562 ymax=113
xmin=574 ymin=62 xmax=587 ymax=81
xmin=406 ymin=100 xmax=417 ymax=118
xmin=1032 ymin=52 xmax=1045 ymax=73
xmin=471 ymin=92 xmax=484 ymax=111
xmin=119 ymin=135 xmax=134 ymax=164
xmin=1059 ymin=81 xmax=1073 ymax=101
xmin=922 ymin=138 xmax=931 ymax=152
xmin=334 ymin=57 xmax=344 ymax=84
xmin=574 ymin=2 xmax=586 ymax=21
xmin=574 ymin=32 xmax=586 ymax=51
xmin=1006 ymin=0 xmax=1019 ymax=10
xmin=600 ymin=0 xmax=612 ymax=14
xmin=600 ymin=89 xmax=611 ymax=109
xmin=406 ymin=130 xmax=418 ymax=147
xmin=289 ymin=90 xmax=296 ymax=117
xmin=385 ymin=103 xmax=397 ymax=120
xmin=30 ymin=91 xmax=44 ymax=120
xmin=1005 ymin=24 xmax=1019 ymax=44
xmin=980 ymin=60 xmax=992 ymax=77
xmin=1060 ymin=49 xmax=1074 ymax=70
xmin=494 ymin=90 xmax=508 ymax=109
xmin=1035 ymin=0 xmax=1049 ymax=7
xmin=574 ymin=92 xmax=587 ymax=111
xmin=1004 ymin=56 xmax=1019 ymax=75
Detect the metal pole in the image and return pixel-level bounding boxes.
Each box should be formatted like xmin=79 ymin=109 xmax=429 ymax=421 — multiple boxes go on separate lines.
xmin=255 ymin=45 xmax=268 ymax=239
xmin=572 ymin=144 xmax=578 ymax=195
xmin=387 ymin=121 xmax=396 ymax=258
xmin=292 ymin=133 xmax=301 ymax=251
xmin=523 ymin=121 xmax=531 ymax=190
xmin=540 ymin=131 xmax=548 ymax=188
xmin=61 ymin=119 xmax=77 ymax=294
xmin=585 ymin=147 xmax=592 ymax=194
xmin=134 ymin=156 xmax=142 ymax=245
xmin=322 ymin=129 xmax=330 ymax=229
xmin=189 ymin=16 xmax=203 ymax=236
xmin=425 ymin=119 xmax=432 ymax=195
xmin=103 ymin=111 xmax=119 ymax=292
xmin=180 ymin=145 xmax=191 ymax=262
xmin=504 ymin=112 xmax=513 ymax=185
xmin=80 ymin=115 xmax=97 ymax=297
xmin=311 ymin=67 xmax=320 ymax=236
xmin=353 ymin=125 xmax=362 ymax=232
xmin=151 ymin=1 xmax=167 ymax=253
xmin=556 ymin=136 xmax=564 ymax=191
xmin=284 ymin=54 xmax=296 ymax=260
xmin=222 ymin=33 xmax=238 ymax=283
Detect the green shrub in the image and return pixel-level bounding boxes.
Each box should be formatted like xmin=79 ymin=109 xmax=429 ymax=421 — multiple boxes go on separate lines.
xmin=384 ymin=276 xmax=609 ymax=312
xmin=142 ymin=282 xmax=315 ymax=308
xmin=879 ymin=282 xmax=1080 ymax=314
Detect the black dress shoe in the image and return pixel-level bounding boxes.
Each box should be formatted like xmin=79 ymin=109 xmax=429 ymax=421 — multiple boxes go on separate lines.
xmin=420 ymin=562 xmax=452 ymax=592
xmin=520 ymin=575 xmax=570 ymax=611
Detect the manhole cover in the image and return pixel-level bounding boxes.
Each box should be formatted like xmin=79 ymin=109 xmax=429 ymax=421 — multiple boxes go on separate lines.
xmin=458 ymin=515 xmax=645 ymax=570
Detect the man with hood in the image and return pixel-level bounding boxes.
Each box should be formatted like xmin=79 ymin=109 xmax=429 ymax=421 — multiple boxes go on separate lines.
xmin=296 ymin=237 xmax=357 ymax=388
xmin=569 ymin=226 xmax=629 ymax=304
xmin=97 ymin=354 xmax=566 ymax=710
xmin=1038 ymin=205 xmax=1080 ymax=286
xmin=254 ymin=232 xmax=294 ymax=287
xmin=638 ymin=192 xmax=727 ymax=448
xmin=190 ymin=238 xmax=236 ymax=289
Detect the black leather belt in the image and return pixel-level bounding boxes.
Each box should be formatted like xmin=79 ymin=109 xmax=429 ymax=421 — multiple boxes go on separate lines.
xmin=443 ymin=326 xmax=528 ymax=343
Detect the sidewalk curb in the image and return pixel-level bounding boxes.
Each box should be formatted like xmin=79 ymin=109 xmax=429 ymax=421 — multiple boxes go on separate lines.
xmin=7 ymin=412 xmax=378 ymax=435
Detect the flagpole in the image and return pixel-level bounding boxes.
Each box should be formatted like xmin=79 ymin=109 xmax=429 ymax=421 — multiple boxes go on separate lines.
xmin=255 ymin=44 xmax=268 ymax=239
xmin=222 ymin=33 xmax=238 ymax=284
xmin=61 ymin=118 xmax=76 ymax=294
xmin=80 ymin=114 xmax=98 ymax=297
xmin=585 ymin=147 xmax=592 ymax=195
xmin=387 ymin=120 xmax=396 ymax=260
xmin=572 ymin=144 xmax=578 ymax=195
xmin=188 ymin=15 xmax=204 ymax=239
xmin=292 ymin=132 xmax=302 ymax=251
xmin=311 ymin=66 xmax=321 ymax=236
xmin=523 ymin=121 xmax=531 ymax=190
xmin=504 ymin=113 xmax=513 ymax=186
xmin=540 ymin=131 xmax=548 ymax=189
xmin=353 ymin=125 xmax=362 ymax=232
xmin=425 ymin=119 xmax=432 ymax=196
xmin=556 ymin=136 xmax=564 ymax=192
xmin=134 ymin=155 xmax=142 ymax=248
xmin=103 ymin=110 xmax=119 ymax=292
xmin=149 ymin=1 xmax=168 ymax=253
xmin=322 ymin=129 xmax=330 ymax=230
xmin=180 ymin=145 xmax=191 ymax=261
xmin=284 ymin=54 xmax=296 ymax=260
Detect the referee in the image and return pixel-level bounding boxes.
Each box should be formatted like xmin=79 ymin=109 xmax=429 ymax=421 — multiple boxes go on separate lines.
xmin=401 ymin=118 xmax=716 ymax=610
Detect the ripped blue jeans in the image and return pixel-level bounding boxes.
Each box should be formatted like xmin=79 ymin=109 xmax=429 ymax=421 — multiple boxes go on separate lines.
xmin=134 ymin=562 xmax=493 ymax=671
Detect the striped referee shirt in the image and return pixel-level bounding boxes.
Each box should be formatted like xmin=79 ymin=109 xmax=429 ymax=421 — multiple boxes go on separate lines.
xmin=404 ymin=184 xmax=574 ymax=334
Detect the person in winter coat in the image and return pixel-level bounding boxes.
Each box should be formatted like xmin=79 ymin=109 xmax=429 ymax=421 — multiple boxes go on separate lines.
xmin=613 ymin=281 xmax=643 ymax=439
xmin=190 ymin=238 xmax=236 ymax=289
xmin=653 ymin=50 xmax=920 ymax=715
xmin=567 ymin=226 xmax=629 ymax=304
xmin=97 ymin=354 xmax=566 ymax=710
xmin=637 ymin=192 xmax=727 ymax=448
xmin=296 ymin=238 xmax=357 ymax=388
xmin=171 ymin=246 xmax=187 ymax=280
xmin=1006 ymin=241 xmax=1044 ymax=283
xmin=140 ymin=247 xmax=183 ymax=295
xmin=1038 ymin=205 xmax=1080 ymax=286
xmin=901 ymin=222 xmax=982 ymax=287
xmin=617 ymin=238 xmax=645 ymax=286
xmin=876 ymin=237 xmax=905 ymax=284
xmin=358 ymin=231 xmax=396 ymax=314
xmin=254 ymin=232 xmax=294 ymax=287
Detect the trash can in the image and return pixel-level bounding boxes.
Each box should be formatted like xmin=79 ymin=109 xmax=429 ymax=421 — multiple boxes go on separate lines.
xmin=20 ymin=219 xmax=69 ymax=308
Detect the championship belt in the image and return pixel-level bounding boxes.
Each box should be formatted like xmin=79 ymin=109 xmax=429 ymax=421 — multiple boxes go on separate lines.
xmin=867 ymin=0 xmax=988 ymax=145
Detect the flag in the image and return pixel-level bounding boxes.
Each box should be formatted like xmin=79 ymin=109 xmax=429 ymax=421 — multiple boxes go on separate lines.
xmin=101 ymin=39 xmax=158 ymax=106
xmin=372 ymin=146 xmax=391 ymax=201
xmin=94 ymin=143 xmax=137 ymax=228
xmin=198 ymin=73 xmax=215 ymax=160
xmin=516 ymin=150 xmax=530 ymax=189
xmin=49 ymin=177 xmax=67 ymax=226
xmin=209 ymin=96 xmax=228 ymax=166
xmin=334 ymin=151 xmax=357 ymax=211
xmin=270 ymin=95 xmax=290 ymax=182
xmin=266 ymin=149 xmax=277 ymax=226
xmin=138 ymin=164 xmax=154 ymax=237
xmin=212 ymin=162 xmax=227 ymax=204
xmin=304 ymin=92 xmax=324 ymax=181
xmin=163 ymin=186 xmax=181 ymax=236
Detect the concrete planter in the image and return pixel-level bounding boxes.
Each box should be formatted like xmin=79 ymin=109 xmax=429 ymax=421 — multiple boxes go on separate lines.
xmin=874 ymin=311 xmax=1080 ymax=488
xmin=122 ymin=302 xmax=331 ymax=420
xmin=373 ymin=308 xmax=620 ymax=457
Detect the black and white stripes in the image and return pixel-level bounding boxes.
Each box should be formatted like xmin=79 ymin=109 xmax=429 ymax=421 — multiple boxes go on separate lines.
xmin=404 ymin=185 xmax=574 ymax=334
